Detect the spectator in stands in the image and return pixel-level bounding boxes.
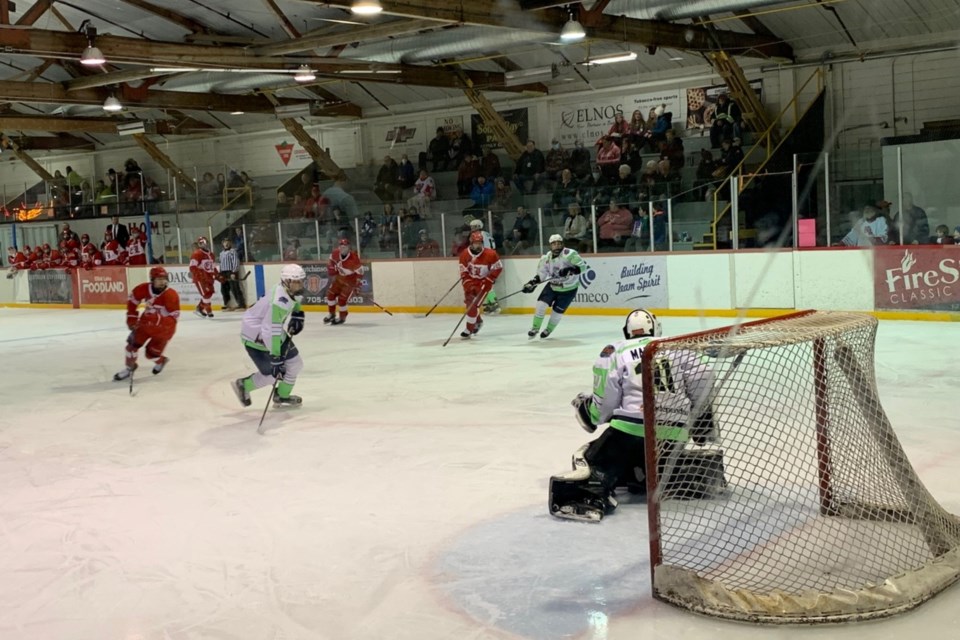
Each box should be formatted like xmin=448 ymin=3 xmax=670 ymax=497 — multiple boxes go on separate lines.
xmin=694 ymin=149 xmax=717 ymax=199
xmin=569 ymin=139 xmax=592 ymax=179
xmin=503 ymin=206 xmax=536 ymax=254
xmin=429 ymin=127 xmax=451 ymax=172
xmin=607 ymin=112 xmax=631 ymax=146
xmin=398 ymin=154 xmax=416 ymax=189
xmin=240 ymin=171 xmax=256 ymax=193
xmin=583 ymin=164 xmax=611 ymax=207
xmin=227 ymin=170 xmax=243 ymax=189
xmin=305 ymin=185 xmax=327 ymax=220
xmin=837 ymin=204 xmax=889 ymax=246
xmin=715 ymin=138 xmax=744 ymax=180
xmin=710 ymin=93 xmax=743 ymax=149
xmin=93 ymin=179 xmax=114 ymax=207
xmin=624 ymin=204 xmax=666 ymax=252
xmin=296 ymin=171 xmax=314 ymax=200
xmin=546 ymin=169 xmax=580 ymax=221
xmin=283 ymin=237 xmax=300 ymax=261
xmin=65 ymin=166 xmax=84 ymax=208
xmin=416 ymin=229 xmax=441 ymax=257
xmin=380 ymin=202 xmax=398 ymax=230
xmin=286 ymin=193 xmax=304 ymax=219
xmin=933 ymin=224 xmax=954 ymax=245
xmin=448 ymin=130 xmax=469 ymax=168
xmin=544 ymin=139 xmax=570 ymax=189
xmin=562 ymin=203 xmax=589 ymax=250
xmin=199 ymin=172 xmax=218 ymax=203
xmin=889 ymin=193 xmax=929 ymax=245
xmin=106 ymin=168 xmax=119 ymax=194
xmin=659 ymin=129 xmax=685 ymax=171
xmin=597 ymin=199 xmax=634 ymax=249
xmin=469 ymin=175 xmax=494 ymax=211
xmin=514 ymin=139 xmax=546 ymax=195
xmin=651 ymin=159 xmax=681 ymax=198
xmin=648 ymin=104 xmax=673 ymax=151
xmin=216 ymin=173 xmax=227 ymax=199
xmin=408 ymin=169 xmax=437 ymax=217
xmin=494 ymin=176 xmax=512 ymax=210
xmin=374 ymin=155 xmax=402 ymax=202
xmin=360 ymin=212 xmax=377 ymax=250
xmin=400 ymin=213 xmax=418 ymax=254
xmin=124 ymin=158 xmax=142 ymax=175
xmin=143 ymin=177 xmax=162 ymax=202
xmin=491 ymin=211 xmax=505 ymax=249
xmin=627 ymin=109 xmax=650 ymax=149
xmin=610 ymin=164 xmax=638 ymax=206
xmin=481 ymin=147 xmax=501 ymax=179
xmin=457 ymin=153 xmax=481 ymax=197
xmin=620 ymin=138 xmax=643 ymax=173
xmin=323 ymin=176 xmax=359 ymax=219
xmin=596 ymin=136 xmax=622 ymax=180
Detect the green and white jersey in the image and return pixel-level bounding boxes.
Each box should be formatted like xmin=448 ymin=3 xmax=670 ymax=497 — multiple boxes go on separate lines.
xmin=535 ymin=248 xmax=587 ymax=292
xmin=240 ymin=283 xmax=301 ymax=356
xmin=597 ymin=337 xmax=712 ymax=440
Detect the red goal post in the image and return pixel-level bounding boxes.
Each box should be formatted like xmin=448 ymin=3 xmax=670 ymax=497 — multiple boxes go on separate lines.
xmin=640 ymin=310 xmax=960 ymax=623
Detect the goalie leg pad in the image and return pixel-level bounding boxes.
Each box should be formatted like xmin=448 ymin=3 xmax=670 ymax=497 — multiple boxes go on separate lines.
xmin=660 ymin=447 xmax=727 ymax=500
xmin=549 ymin=466 xmax=617 ymax=523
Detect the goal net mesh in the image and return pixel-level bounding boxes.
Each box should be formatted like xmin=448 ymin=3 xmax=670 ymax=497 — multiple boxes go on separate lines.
xmin=643 ymin=311 xmax=960 ymax=623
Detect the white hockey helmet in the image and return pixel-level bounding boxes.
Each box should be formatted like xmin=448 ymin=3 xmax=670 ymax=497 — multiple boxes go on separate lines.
xmin=280 ymin=263 xmax=306 ymax=283
xmin=623 ymin=308 xmax=661 ymax=339
xmin=469 ymin=219 xmax=483 ymax=230
xmin=549 ymin=234 xmax=563 ymax=244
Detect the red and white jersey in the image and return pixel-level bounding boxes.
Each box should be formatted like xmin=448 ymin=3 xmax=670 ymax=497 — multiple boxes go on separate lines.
xmin=126 ymin=235 xmax=147 ymax=265
xmin=190 ymin=248 xmax=217 ymax=280
xmin=102 ymin=239 xmax=125 ymax=265
xmin=458 ymin=247 xmax=503 ymax=285
xmin=62 ymin=248 xmax=80 ymax=268
xmin=7 ymin=251 xmax=27 ymax=269
xmin=327 ymin=248 xmax=363 ymax=284
xmin=127 ymin=282 xmax=181 ymax=339
xmin=81 ymin=243 xmax=102 ymax=269
xmin=47 ymin=249 xmax=63 ymax=268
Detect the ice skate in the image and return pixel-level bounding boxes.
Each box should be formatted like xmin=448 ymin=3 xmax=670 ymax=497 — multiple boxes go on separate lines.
xmin=330 ymin=317 xmax=345 ymax=325
xmin=232 ymin=378 xmax=251 ymax=407
xmin=272 ymin=393 xmax=302 ymax=407
xmin=472 ymin=317 xmax=483 ymax=334
xmin=460 ymin=329 xmax=472 ymax=339
xmin=527 ymin=329 xmax=537 ymax=339
xmin=113 ymin=363 xmax=137 ymax=381
xmin=193 ymin=304 xmax=206 ymax=318
xmin=206 ymin=312 xmax=215 ymax=319
xmin=540 ymin=330 xmax=552 ymax=339
xmin=152 ymin=356 xmax=168 ymax=375
xmin=323 ymin=315 xmax=336 ymax=324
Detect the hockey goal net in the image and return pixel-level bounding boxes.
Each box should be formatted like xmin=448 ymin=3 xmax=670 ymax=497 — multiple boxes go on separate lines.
xmin=640 ymin=310 xmax=960 ymax=623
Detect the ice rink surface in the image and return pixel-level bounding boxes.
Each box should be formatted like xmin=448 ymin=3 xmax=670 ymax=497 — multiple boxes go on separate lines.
xmin=1 ymin=306 xmax=958 ymax=640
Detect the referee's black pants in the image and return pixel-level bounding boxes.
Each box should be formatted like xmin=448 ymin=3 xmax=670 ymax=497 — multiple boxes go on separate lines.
xmin=220 ymin=271 xmax=247 ymax=309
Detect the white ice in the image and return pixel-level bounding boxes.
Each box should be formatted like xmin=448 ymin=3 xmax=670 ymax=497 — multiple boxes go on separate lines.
xmin=1 ymin=307 xmax=958 ymax=640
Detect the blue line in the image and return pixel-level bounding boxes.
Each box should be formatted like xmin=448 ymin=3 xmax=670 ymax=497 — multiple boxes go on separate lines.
xmin=0 ymin=327 xmax=116 ymax=344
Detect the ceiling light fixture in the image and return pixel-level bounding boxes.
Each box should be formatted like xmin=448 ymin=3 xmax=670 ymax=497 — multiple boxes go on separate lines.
xmin=351 ymin=0 xmax=383 ymax=15
xmin=559 ymin=6 xmax=585 ymax=42
xmin=293 ymin=65 xmax=316 ymax=82
xmin=581 ymin=51 xmax=638 ymax=66
xmin=102 ymin=95 xmax=123 ymax=112
xmin=79 ymin=22 xmax=105 ymax=66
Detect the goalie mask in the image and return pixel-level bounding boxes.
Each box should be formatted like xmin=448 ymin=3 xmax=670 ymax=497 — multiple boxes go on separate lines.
xmin=623 ymin=308 xmax=661 ymax=339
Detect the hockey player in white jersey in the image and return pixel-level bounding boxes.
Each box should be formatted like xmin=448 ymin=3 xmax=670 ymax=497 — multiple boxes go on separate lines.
xmin=550 ymin=309 xmax=723 ymax=522
xmin=521 ymin=234 xmax=587 ymax=338
xmin=232 ymin=264 xmax=307 ymax=407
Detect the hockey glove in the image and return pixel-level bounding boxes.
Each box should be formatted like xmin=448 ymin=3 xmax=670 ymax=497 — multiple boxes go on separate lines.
xmin=126 ymin=314 xmax=139 ymax=330
xmin=558 ymin=265 xmax=581 ymax=277
xmin=270 ymin=356 xmax=287 ymax=379
xmin=288 ymin=310 xmax=305 ymax=336
xmin=522 ymin=277 xmax=541 ymax=294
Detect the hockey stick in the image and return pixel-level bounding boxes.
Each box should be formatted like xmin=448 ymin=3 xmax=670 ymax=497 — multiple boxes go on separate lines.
xmin=423 ymin=278 xmax=462 ymax=318
xmin=442 ymin=287 xmax=487 ymax=347
xmin=257 ymin=376 xmax=280 ymax=435
xmin=494 ymin=288 xmax=529 ymax=304
xmin=370 ymin=299 xmax=394 ymax=316
xmin=129 ymin=366 xmax=135 ymax=396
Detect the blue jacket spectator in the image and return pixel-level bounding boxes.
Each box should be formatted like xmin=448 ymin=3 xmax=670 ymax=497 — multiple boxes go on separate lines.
xmin=470 ymin=176 xmax=494 ymax=209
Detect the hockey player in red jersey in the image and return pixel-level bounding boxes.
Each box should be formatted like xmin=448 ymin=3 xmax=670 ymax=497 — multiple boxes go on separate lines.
xmin=101 ymin=230 xmax=126 ymax=266
xmin=60 ymin=239 xmax=80 ymax=271
xmin=5 ymin=246 xmax=28 ymax=278
xmin=324 ymin=237 xmax=364 ymax=325
xmin=126 ymin=226 xmax=148 ymax=266
xmin=457 ymin=230 xmax=503 ymax=338
xmin=80 ymin=234 xmax=102 ymax=270
xmin=113 ymin=266 xmax=181 ymax=381
xmin=189 ymin=236 xmax=218 ymax=318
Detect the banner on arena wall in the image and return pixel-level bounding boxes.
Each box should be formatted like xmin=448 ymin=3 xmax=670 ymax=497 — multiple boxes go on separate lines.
xmin=436 ymin=115 xmax=464 ymax=139
xmin=77 ymin=267 xmax=127 ymax=305
xmin=874 ymin=246 xmax=960 ymax=311
xmin=572 ymin=255 xmax=669 ymax=308
xmin=28 ymin=269 xmax=76 ymax=305
xmin=163 ymin=266 xmax=203 ymax=307
xmin=300 ymin=262 xmax=375 ymax=307
xmin=471 ymin=108 xmax=529 ymax=152
xmin=369 ymin=120 xmax=427 ymax=162
xmin=685 ymin=80 xmax=763 ymax=131
xmin=552 ymin=89 xmax=683 ymax=148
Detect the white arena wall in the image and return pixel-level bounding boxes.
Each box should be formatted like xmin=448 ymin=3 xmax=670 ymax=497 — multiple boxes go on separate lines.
xmin=0 ymin=248 xmax=950 ymax=321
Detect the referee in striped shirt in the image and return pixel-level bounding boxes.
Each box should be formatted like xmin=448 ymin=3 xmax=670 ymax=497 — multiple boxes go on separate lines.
xmin=219 ymin=237 xmax=247 ymax=310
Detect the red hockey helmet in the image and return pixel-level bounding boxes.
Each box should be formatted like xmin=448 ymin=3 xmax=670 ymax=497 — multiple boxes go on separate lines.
xmin=469 ymin=230 xmax=484 ymax=244
xmin=42 ymin=242 xmax=51 ymax=251
xmin=81 ymin=234 xmax=90 ymax=243
xmin=104 ymin=229 xmax=113 ymax=239
xmin=197 ymin=236 xmax=208 ymax=247
xmin=149 ymin=266 xmax=169 ymax=281
xmin=338 ymin=237 xmax=351 ymax=246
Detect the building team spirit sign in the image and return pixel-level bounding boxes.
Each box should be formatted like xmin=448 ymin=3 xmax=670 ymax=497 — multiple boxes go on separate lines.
xmin=573 ymin=255 xmax=668 ymax=309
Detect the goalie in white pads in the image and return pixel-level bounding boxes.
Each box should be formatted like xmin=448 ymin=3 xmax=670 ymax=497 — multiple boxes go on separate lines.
xmin=550 ymin=309 xmax=724 ymax=522
xmin=233 ymin=264 xmax=307 ymax=407
xmin=522 ymin=234 xmax=587 ymax=338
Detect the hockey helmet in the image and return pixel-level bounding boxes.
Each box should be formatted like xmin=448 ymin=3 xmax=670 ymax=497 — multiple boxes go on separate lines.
xmin=469 ymin=219 xmax=483 ymax=230
xmin=623 ymin=308 xmax=661 ymax=339
xmin=280 ymin=263 xmax=306 ymax=282
xmin=469 ymin=230 xmax=484 ymax=245
xmin=338 ymin=237 xmax=351 ymax=247
xmin=42 ymin=243 xmax=51 ymax=251
xmin=104 ymin=229 xmax=113 ymax=239
xmin=197 ymin=236 xmax=208 ymax=247
xmin=149 ymin=266 xmax=168 ymax=280
xmin=81 ymin=233 xmax=90 ymax=243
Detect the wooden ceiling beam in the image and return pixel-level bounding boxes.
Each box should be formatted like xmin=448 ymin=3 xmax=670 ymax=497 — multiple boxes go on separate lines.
xmin=308 ymin=0 xmax=793 ymax=60
xmin=0 ymin=114 xmax=129 ymax=133
xmin=6 ymin=134 xmax=96 ymax=150
xmin=65 ymin=68 xmax=179 ymax=91
xmin=255 ymin=19 xmax=436 ymax=56
xmin=260 ymin=0 xmax=300 ymax=39
xmin=120 ymin=0 xmax=212 ymax=34
xmin=14 ymin=0 xmax=53 ymax=26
